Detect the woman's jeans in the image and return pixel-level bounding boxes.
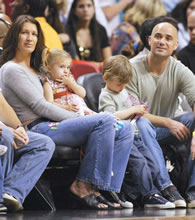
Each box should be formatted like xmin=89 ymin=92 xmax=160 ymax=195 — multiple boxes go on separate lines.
xmin=30 ymin=113 xmax=134 ymax=192
xmin=0 ymin=128 xmax=55 ymax=205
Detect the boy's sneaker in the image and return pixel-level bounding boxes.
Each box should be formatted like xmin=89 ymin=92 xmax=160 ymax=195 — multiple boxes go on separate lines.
xmin=109 ymin=192 xmax=133 ymax=208
xmin=0 ymin=203 xmax=7 ymax=212
xmin=0 ymin=145 xmax=7 ymax=156
xmin=3 ymin=193 xmax=23 ymax=212
xmin=161 ymin=185 xmax=186 ymax=208
xmin=144 ymin=194 xmax=175 ymax=209
xmin=185 ymin=190 xmax=195 ymax=208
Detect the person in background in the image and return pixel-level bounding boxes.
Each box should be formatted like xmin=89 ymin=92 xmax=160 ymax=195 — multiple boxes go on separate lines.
xmin=11 ymin=0 xmax=64 ymax=50
xmin=0 ymin=14 xmax=11 ymax=54
xmin=0 ymin=0 xmax=5 ymax=14
xmin=177 ymin=11 xmax=195 ymax=74
xmin=0 ymin=89 xmax=55 ymax=212
xmin=111 ymin=0 xmax=166 ymax=56
xmin=171 ymin=0 xmax=195 ymax=51
xmin=65 ymin=0 xmax=112 ymax=69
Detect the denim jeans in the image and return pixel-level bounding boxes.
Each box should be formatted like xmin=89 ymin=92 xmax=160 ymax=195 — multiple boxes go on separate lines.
xmin=155 ymin=112 xmax=195 ymax=192
xmin=123 ymin=135 xmax=159 ymax=200
xmin=136 ymin=117 xmax=172 ymax=191
xmin=30 ymin=113 xmax=134 ymax=192
xmin=1 ymin=128 xmax=55 ymax=205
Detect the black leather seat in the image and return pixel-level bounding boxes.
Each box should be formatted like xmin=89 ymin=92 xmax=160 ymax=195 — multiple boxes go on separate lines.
xmin=77 ymin=72 xmax=105 ymax=112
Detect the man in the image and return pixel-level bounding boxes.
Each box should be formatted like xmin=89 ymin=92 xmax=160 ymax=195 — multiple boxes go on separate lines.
xmin=177 ymin=11 xmax=195 ymax=74
xmin=0 ymin=91 xmax=55 ymax=211
xmin=127 ymin=16 xmax=195 ymax=208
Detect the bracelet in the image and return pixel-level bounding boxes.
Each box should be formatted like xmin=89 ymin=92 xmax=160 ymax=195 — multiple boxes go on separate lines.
xmin=16 ymin=124 xmax=25 ymax=129
xmin=192 ymin=131 xmax=195 ymax=136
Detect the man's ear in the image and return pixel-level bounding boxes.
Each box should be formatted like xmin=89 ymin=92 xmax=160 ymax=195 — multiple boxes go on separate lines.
xmin=23 ymin=4 xmax=30 ymax=14
xmin=148 ymin=35 xmax=152 ymax=47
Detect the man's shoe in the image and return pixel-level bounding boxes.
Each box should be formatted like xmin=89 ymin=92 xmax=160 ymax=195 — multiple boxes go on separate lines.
xmin=185 ymin=190 xmax=195 ymax=208
xmin=161 ymin=186 xmax=186 ymax=208
xmin=3 ymin=193 xmax=23 ymax=212
xmin=144 ymin=194 xmax=175 ymax=209
xmin=0 ymin=203 xmax=7 ymax=212
xmin=109 ymin=192 xmax=133 ymax=208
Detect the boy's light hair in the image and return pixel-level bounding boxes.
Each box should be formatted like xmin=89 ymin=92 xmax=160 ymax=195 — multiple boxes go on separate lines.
xmin=42 ymin=48 xmax=72 ymax=68
xmin=103 ymin=55 xmax=132 ymax=84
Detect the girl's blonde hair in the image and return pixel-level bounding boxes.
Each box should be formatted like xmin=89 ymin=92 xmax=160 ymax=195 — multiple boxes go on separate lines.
xmin=123 ymin=0 xmax=166 ymax=27
xmin=42 ymin=48 xmax=72 ymax=68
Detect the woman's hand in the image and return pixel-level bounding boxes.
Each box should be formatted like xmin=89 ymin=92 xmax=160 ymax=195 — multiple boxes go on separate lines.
xmin=10 ymin=127 xmax=29 ymax=149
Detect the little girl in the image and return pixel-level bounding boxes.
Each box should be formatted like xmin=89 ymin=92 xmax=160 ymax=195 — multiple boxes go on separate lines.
xmin=42 ymin=48 xmax=95 ymax=116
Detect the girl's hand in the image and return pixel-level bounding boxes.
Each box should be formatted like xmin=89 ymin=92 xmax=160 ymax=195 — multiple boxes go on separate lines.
xmin=62 ymin=104 xmax=79 ymax=112
xmin=56 ymin=76 xmax=73 ymax=86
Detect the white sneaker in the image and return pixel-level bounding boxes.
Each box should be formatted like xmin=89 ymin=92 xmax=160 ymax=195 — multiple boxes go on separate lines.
xmin=109 ymin=192 xmax=133 ymax=209
xmin=0 ymin=145 xmax=7 ymax=156
xmin=3 ymin=193 xmax=23 ymax=212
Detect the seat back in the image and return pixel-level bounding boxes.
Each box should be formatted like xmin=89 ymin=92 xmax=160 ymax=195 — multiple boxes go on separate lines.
xmin=77 ymin=72 xmax=105 ymax=112
xmin=71 ymin=60 xmax=100 ymax=80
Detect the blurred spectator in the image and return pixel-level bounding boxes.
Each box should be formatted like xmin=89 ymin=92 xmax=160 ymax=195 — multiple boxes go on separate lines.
xmin=11 ymin=0 xmax=64 ymax=50
xmin=0 ymin=13 xmax=11 ymax=54
xmin=0 ymin=0 xmax=5 ymax=14
xmin=111 ymin=0 xmax=166 ymax=56
xmin=177 ymin=11 xmax=195 ymax=74
xmin=171 ymin=0 xmax=195 ymax=51
xmin=46 ymin=0 xmax=77 ymax=58
xmin=65 ymin=0 xmax=112 ymax=67
xmin=161 ymin=0 xmax=182 ymax=13
xmin=98 ymin=0 xmax=134 ymax=37
xmin=56 ymin=0 xmax=68 ymax=25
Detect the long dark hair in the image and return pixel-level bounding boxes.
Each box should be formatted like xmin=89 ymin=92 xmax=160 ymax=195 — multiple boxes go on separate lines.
xmin=171 ymin=0 xmax=194 ymax=30
xmin=0 ymin=15 xmax=45 ymax=71
xmin=65 ymin=0 xmax=102 ymax=61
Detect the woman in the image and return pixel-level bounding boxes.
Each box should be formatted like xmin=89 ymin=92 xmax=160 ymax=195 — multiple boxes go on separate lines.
xmin=65 ymin=0 xmax=112 ymax=68
xmin=0 ymin=15 xmax=134 ymax=209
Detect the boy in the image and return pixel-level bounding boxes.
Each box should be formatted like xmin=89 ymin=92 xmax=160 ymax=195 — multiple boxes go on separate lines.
xmin=99 ymin=55 xmax=176 ymax=209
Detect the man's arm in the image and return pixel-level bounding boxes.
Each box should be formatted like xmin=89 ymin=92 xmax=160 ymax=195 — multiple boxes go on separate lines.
xmin=144 ymin=112 xmax=191 ymax=141
xmin=0 ymin=92 xmax=29 ymax=148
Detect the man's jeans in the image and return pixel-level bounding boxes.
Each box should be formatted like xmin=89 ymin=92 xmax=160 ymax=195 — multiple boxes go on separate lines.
xmin=123 ymin=135 xmax=159 ymax=200
xmin=136 ymin=117 xmax=172 ymax=191
xmin=155 ymin=112 xmax=195 ymax=192
xmin=0 ymin=128 xmax=55 ymax=205
xmin=30 ymin=113 xmax=134 ymax=192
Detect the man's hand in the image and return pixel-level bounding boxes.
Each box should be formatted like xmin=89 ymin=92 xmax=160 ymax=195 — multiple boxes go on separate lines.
xmin=191 ymin=136 xmax=195 ymax=160
xmin=167 ymin=119 xmax=191 ymax=141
